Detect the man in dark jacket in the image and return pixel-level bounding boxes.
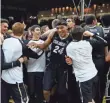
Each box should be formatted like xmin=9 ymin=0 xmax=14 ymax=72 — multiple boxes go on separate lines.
xmin=84 ymin=15 xmax=107 ymax=103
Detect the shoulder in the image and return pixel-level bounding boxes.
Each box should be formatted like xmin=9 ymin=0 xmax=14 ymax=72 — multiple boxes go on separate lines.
xmin=96 ymin=26 xmax=104 ymax=31
xmin=3 ymin=37 xmax=16 ymax=44
xmin=2 ymin=38 xmax=20 ymax=49
xmin=83 ymin=25 xmax=88 ymax=29
xmin=67 ymin=34 xmax=73 ymax=41
xmin=66 ymin=42 xmax=73 ymax=50
xmin=66 ymin=42 xmax=74 ymax=55
xmin=23 ymin=39 xmax=30 ymax=44
xmin=82 ymin=40 xmax=92 ymax=49
xmin=52 ymin=32 xmax=59 ymax=38
xmin=28 ymin=40 xmax=33 ymax=43
xmin=81 ymin=40 xmax=90 ymax=44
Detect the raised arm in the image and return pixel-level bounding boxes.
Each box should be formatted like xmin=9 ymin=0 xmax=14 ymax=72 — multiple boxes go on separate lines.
xmin=27 ymin=30 xmax=56 ymax=49
xmin=83 ymin=31 xmax=107 ymax=47
xmin=40 ymin=28 xmax=57 ymax=39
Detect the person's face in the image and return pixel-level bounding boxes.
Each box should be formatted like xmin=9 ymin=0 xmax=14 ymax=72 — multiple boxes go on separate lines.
xmin=66 ymin=19 xmax=75 ymax=29
xmin=32 ymin=27 xmax=41 ymax=38
xmin=45 ymin=26 xmax=50 ymax=32
xmin=93 ymin=19 xmax=97 ymax=25
xmin=42 ymin=26 xmax=50 ymax=34
xmin=1 ymin=23 xmax=8 ymax=34
xmin=56 ymin=25 xmax=68 ymax=38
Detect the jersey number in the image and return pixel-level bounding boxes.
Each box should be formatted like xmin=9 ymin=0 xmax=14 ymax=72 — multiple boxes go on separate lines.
xmin=53 ymin=46 xmax=64 ymax=54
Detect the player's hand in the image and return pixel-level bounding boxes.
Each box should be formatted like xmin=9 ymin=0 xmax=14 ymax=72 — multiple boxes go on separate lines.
xmin=18 ymin=57 xmax=25 ymax=63
xmin=27 ymin=42 xmax=37 ymax=48
xmin=23 ymin=56 xmax=28 ymax=62
xmin=83 ymin=31 xmax=94 ymax=37
xmin=65 ymin=55 xmax=73 ymax=65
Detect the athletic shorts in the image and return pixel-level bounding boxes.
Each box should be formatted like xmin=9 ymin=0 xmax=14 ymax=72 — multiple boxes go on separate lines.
xmin=1 ymin=79 xmax=29 ymax=103
xmin=43 ymin=63 xmax=67 ymax=95
xmin=77 ymin=75 xmax=98 ymax=103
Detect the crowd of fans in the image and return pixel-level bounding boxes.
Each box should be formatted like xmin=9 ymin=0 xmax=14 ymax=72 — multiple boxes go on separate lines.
xmin=0 ymin=14 xmax=110 ymax=103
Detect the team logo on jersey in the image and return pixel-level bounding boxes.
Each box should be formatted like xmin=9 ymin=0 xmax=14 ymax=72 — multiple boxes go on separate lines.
xmin=53 ymin=39 xmax=66 ymax=46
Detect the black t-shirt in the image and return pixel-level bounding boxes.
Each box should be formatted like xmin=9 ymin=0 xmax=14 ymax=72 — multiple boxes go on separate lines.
xmin=50 ymin=33 xmax=72 ymax=63
xmin=84 ymin=25 xmax=106 ymax=58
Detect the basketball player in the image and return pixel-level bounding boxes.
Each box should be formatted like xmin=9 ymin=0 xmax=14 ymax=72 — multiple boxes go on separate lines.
xmin=28 ymin=20 xmax=72 ymax=103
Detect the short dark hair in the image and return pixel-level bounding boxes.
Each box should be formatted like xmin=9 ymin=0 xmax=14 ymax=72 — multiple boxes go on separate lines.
xmin=85 ymin=15 xmax=96 ymax=25
xmin=30 ymin=25 xmax=40 ymax=31
xmin=101 ymin=14 xmax=110 ymax=27
xmin=1 ymin=18 xmax=9 ymax=24
xmin=56 ymin=20 xmax=67 ymax=26
xmin=74 ymin=16 xmax=81 ymax=25
xmin=70 ymin=26 xmax=85 ymax=41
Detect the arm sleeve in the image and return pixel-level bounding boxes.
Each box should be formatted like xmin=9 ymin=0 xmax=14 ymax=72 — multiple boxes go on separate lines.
xmin=21 ymin=39 xmax=44 ymax=59
xmin=23 ymin=47 xmax=44 ymax=59
xmin=1 ymin=48 xmax=20 ymax=70
xmin=88 ymin=34 xmax=107 ymax=48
